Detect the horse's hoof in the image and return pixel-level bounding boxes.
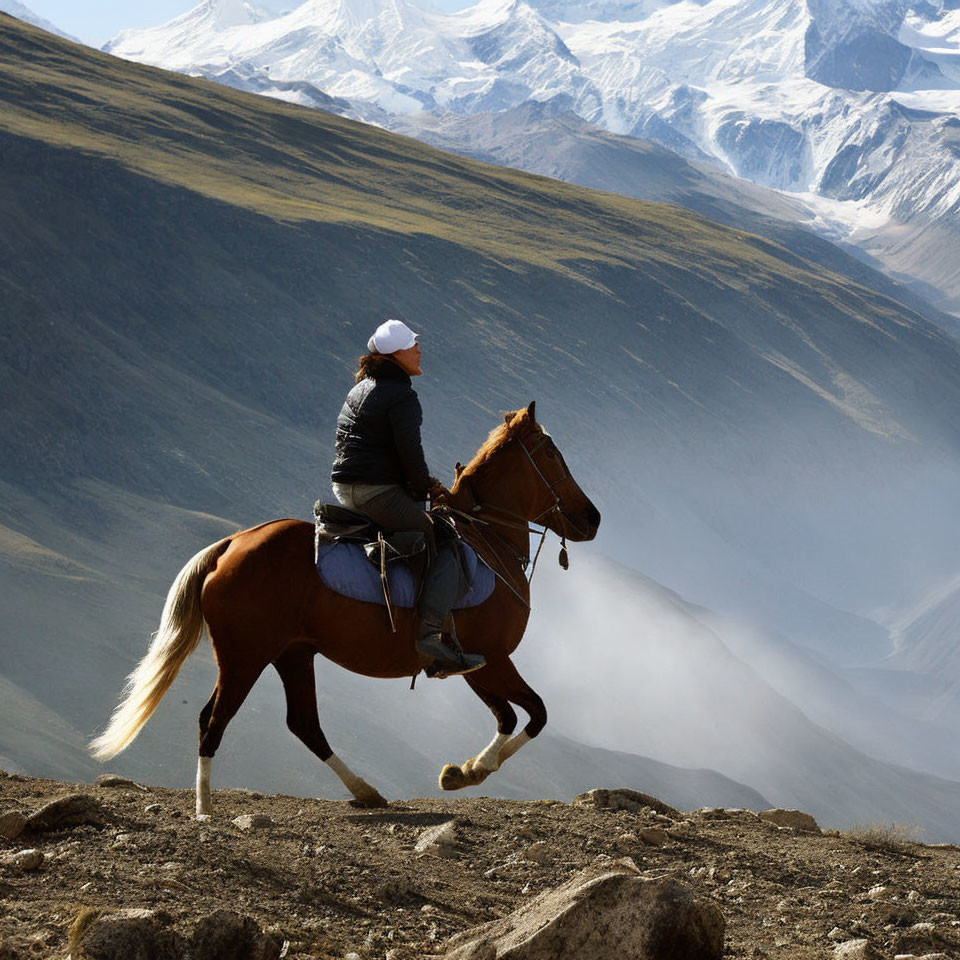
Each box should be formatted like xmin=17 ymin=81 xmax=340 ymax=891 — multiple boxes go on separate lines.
xmin=463 ymin=758 xmax=493 ymax=784
xmin=348 ymin=780 xmax=389 ymax=808
xmin=349 ymin=791 xmax=389 ymax=809
xmin=439 ymin=764 xmax=469 ymax=791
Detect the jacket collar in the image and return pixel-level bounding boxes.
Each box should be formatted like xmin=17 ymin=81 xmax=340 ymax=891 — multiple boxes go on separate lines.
xmin=366 ymin=357 xmax=411 ymax=383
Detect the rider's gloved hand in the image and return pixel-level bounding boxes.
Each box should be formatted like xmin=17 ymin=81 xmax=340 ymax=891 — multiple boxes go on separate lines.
xmin=428 ymin=481 xmax=450 ymax=503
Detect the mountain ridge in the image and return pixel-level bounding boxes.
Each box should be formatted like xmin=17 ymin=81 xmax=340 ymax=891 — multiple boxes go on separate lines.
xmin=103 ymin=0 xmax=960 ymax=314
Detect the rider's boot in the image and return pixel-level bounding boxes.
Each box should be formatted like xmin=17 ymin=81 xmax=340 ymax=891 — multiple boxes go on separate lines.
xmin=416 ymin=612 xmax=486 ymax=678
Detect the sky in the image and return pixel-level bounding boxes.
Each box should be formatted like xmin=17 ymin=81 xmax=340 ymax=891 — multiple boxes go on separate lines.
xmin=22 ymin=0 xmax=469 ymax=46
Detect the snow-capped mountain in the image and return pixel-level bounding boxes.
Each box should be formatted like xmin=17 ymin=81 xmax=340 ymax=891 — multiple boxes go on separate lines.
xmin=0 ymin=1 xmax=78 ymax=40
xmin=106 ymin=0 xmax=960 ymax=313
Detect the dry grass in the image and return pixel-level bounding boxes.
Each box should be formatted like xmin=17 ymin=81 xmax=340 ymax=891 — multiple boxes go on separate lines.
xmin=845 ymin=821 xmax=924 ymax=853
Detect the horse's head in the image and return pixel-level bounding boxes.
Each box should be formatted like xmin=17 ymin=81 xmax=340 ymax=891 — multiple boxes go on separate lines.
xmin=456 ymin=402 xmax=601 ymax=542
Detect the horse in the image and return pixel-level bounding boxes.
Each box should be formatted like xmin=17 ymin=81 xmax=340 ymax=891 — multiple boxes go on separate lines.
xmin=90 ymin=402 xmax=601 ymax=816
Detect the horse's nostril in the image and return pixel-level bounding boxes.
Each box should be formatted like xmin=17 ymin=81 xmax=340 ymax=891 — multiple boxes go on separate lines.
xmin=586 ymin=504 xmax=601 ymax=528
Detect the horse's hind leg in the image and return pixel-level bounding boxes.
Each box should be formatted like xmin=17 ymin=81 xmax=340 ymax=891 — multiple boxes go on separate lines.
xmin=196 ymin=688 xmax=217 ymax=816
xmin=440 ymin=663 xmax=538 ymax=791
xmin=196 ymin=662 xmax=264 ymax=817
xmin=274 ymin=644 xmax=387 ymax=809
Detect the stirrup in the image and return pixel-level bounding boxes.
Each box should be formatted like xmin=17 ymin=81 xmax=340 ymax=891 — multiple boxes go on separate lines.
xmin=423 ymin=655 xmax=486 ymax=680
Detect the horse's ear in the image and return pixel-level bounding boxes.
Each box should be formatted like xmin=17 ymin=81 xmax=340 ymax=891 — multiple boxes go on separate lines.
xmin=455 ymin=462 xmax=464 ymax=478
xmin=527 ymin=400 xmax=537 ymax=421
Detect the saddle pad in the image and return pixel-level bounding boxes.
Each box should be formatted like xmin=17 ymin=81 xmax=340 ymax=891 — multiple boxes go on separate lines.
xmin=315 ymin=541 xmax=496 ymax=609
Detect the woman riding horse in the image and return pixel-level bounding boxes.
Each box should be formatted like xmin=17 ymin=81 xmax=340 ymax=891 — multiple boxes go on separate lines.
xmin=330 ymin=318 xmax=485 ymax=678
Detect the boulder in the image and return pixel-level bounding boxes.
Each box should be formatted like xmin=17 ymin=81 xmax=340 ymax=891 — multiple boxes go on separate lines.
xmin=26 ymin=794 xmax=106 ymax=832
xmin=0 ymin=811 xmax=26 ymax=840
xmin=758 ymin=809 xmax=820 ymax=833
xmin=833 ymin=940 xmax=878 ymax=960
xmin=891 ymin=923 xmax=947 ymax=956
xmin=415 ymin=821 xmax=459 ymax=858
xmin=572 ymin=789 xmax=680 ymax=818
xmin=95 ymin=775 xmax=147 ymax=791
xmin=443 ymin=861 xmax=723 ymax=959
xmin=1 ymin=848 xmax=43 ymax=871
xmin=69 ymin=907 xmax=184 ymax=960
xmin=231 ymin=814 xmax=273 ymax=831
xmin=188 ymin=910 xmax=284 ymax=960
xmin=638 ymin=828 xmax=670 ymax=847
xmin=522 ymin=842 xmax=554 ymax=865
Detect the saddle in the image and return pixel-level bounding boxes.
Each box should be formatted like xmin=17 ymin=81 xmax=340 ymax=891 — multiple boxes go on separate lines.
xmin=313 ymin=500 xmax=428 ymax=564
xmin=311 ymin=500 xmax=495 ymax=625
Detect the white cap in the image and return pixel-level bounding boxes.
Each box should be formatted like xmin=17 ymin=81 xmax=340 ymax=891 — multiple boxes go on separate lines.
xmin=367 ymin=318 xmax=418 ymax=354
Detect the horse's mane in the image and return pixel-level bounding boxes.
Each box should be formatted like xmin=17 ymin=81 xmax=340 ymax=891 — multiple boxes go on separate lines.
xmin=458 ymin=407 xmax=532 ymax=480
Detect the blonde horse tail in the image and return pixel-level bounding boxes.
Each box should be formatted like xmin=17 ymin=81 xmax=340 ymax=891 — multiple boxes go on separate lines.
xmin=89 ymin=537 xmax=232 ymax=761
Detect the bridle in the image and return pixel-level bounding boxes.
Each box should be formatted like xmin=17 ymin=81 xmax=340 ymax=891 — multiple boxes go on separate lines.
xmin=441 ymin=427 xmax=588 ymax=607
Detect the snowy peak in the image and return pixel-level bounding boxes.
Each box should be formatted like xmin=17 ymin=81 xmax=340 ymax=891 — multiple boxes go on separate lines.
xmin=103 ymin=0 xmax=960 ymax=312
xmin=0 ymin=1 xmax=78 ymax=41
xmin=461 ymin=0 xmax=577 ymax=69
xmin=524 ymin=0 xmax=680 ymax=25
xmin=804 ymin=0 xmax=943 ymax=91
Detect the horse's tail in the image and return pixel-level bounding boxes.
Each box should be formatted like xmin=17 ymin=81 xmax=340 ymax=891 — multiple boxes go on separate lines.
xmin=89 ymin=537 xmax=232 ymax=761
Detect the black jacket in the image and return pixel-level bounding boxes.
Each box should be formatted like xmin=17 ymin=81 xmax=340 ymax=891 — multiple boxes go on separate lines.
xmin=331 ymin=361 xmax=434 ymax=498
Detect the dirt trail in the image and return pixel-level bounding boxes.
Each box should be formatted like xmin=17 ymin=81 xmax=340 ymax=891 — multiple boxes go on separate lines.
xmin=1 ymin=772 xmax=958 ymax=958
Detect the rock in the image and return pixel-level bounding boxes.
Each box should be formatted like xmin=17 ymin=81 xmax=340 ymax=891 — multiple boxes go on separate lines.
xmin=69 ymin=907 xmax=184 ymax=960
xmin=449 ymin=943 xmax=497 ymax=960
xmin=829 ymin=928 xmax=852 ymax=941
xmin=866 ymin=900 xmax=916 ymax=926
xmin=144 ymin=804 xmax=162 ymax=814
xmin=231 ymin=814 xmax=273 ymax=831
xmin=2 ymin=848 xmax=44 ymax=871
xmin=867 ymin=884 xmax=893 ymax=899
xmin=188 ymin=910 xmax=284 ymax=960
xmin=638 ymin=827 xmax=669 ymax=847
xmin=758 ymin=809 xmax=820 ymax=833
xmin=696 ymin=808 xmax=730 ymax=820
xmin=415 ymin=821 xmax=458 ymax=858
xmin=443 ymin=862 xmax=723 ymax=959
xmin=0 ymin=810 xmax=27 ymax=840
xmin=95 ymin=775 xmax=147 ymax=791
xmin=572 ymin=789 xmax=680 ymax=818
xmin=26 ymin=794 xmax=106 ymax=832
xmin=668 ymin=820 xmax=696 ymax=838
xmin=522 ymin=842 xmax=554 ymax=865
xmin=892 ymin=923 xmax=946 ymax=955
xmin=833 ymin=940 xmax=879 ymax=960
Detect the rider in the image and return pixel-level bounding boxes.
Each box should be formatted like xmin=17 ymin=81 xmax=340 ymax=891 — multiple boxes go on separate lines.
xmin=331 ymin=318 xmax=486 ymax=678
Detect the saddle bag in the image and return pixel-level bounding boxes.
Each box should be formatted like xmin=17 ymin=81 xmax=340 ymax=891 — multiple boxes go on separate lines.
xmin=314 ymin=500 xmax=377 ymax=546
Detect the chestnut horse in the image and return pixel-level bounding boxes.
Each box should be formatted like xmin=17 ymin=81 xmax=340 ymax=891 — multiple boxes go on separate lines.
xmin=90 ymin=403 xmax=600 ymax=815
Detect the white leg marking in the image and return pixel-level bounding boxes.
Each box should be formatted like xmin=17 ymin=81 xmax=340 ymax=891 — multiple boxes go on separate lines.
xmin=325 ymin=753 xmax=385 ymax=805
xmin=196 ymin=756 xmax=211 ymax=818
xmin=498 ymin=730 xmax=531 ymax=764
xmin=326 ymin=753 xmax=364 ymax=794
xmin=474 ymin=733 xmax=509 ymax=772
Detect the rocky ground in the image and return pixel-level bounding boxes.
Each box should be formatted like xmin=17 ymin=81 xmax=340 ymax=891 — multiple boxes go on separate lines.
xmin=0 ymin=772 xmax=958 ymax=959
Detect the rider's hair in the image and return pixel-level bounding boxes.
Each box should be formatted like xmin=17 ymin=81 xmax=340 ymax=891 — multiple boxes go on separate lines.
xmin=355 ymin=352 xmax=400 ymax=383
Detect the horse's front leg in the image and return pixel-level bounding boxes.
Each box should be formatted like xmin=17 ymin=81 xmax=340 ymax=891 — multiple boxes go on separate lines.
xmin=440 ymin=662 xmax=543 ymax=791
xmin=275 ymin=645 xmax=387 ymax=808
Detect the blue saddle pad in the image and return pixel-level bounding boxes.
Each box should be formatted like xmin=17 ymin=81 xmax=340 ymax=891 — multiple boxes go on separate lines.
xmin=316 ymin=541 xmax=495 ymax=609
